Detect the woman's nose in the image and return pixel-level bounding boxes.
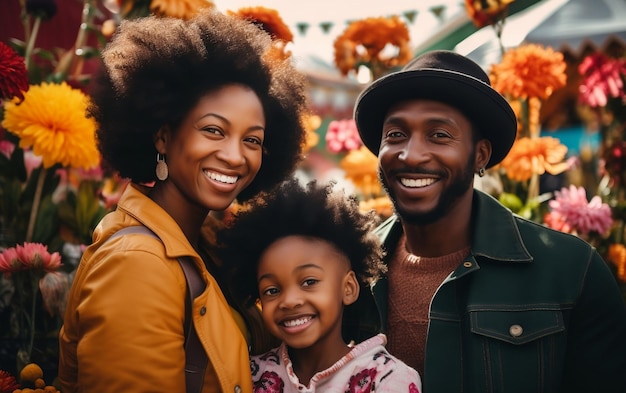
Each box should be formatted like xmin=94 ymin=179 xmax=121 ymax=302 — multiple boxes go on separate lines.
xmin=216 ymin=140 xmax=246 ymax=166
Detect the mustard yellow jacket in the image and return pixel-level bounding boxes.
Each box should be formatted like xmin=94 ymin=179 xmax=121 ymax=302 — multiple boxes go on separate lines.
xmin=58 ymin=184 xmax=252 ymax=393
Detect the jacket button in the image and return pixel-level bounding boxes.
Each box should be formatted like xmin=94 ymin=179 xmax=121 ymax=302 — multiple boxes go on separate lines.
xmin=509 ymin=324 xmax=523 ymax=337
xmin=200 ymin=306 xmax=206 ymax=316
xmin=234 ymin=385 xmax=241 ymax=393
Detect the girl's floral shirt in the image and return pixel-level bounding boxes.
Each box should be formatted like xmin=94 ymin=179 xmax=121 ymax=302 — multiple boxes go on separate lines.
xmin=250 ymin=333 xmax=422 ymax=392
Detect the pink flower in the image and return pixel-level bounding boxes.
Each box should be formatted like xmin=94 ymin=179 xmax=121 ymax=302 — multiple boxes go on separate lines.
xmin=15 ymin=242 xmax=62 ymax=272
xmin=0 ymin=140 xmax=15 ymax=159
xmin=0 ymin=247 xmax=23 ymax=275
xmin=578 ymin=53 xmax=626 ymax=107
xmin=546 ymin=185 xmax=613 ymax=236
xmin=409 ymin=382 xmax=421 ymax=393
xmin=326 ymin=119 xmax=362 ymax=153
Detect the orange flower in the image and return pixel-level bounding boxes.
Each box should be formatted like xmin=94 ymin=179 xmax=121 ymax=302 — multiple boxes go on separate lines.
xmin=499 ymin=137 xmax=569 ymax=182
xmin=229 ymin=7 xmax=294 ymax=61
xmin=465 ymin=0 xmax=515 ymax=28
xmin=229 ymin=7 xmax=293 ymax=43
xmin=333 ymin=16 xmax=412 ymax=77
xmin=150 ymin=0 xmax=214 ymax=20
xmin=360 ymin=196 xmax=393 ymax=219
xmin=608 ymin=244 xmax=626 ymax=282
xmin=490 ymin=44 xmax=567 ymax=100
xmin=339 ymin=146 xmax=381 ymax=197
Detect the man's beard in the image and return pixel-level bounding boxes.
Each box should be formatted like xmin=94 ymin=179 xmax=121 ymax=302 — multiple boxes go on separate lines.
xmin=379 ymin=154 xmax=476 ymax=226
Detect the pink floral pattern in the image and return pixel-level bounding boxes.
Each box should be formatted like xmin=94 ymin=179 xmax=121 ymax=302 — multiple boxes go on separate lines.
xmin=346 ymin=367 xmax=377 ymax=392
xmin=250 ymin=334 xmax=421 ymax=392
xmin=254 ymin=370 xmax=284 ymax=393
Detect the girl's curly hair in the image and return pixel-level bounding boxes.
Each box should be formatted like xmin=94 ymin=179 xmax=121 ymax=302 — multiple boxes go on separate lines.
xmin=217 ymin=177 xmax=386 ymax=306
xmin=90 ymin=10 xmax=308 ymax=201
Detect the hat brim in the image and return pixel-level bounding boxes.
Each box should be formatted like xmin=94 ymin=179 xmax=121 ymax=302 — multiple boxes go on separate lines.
xmin=354 ymin=68 xmax=517 ymax=168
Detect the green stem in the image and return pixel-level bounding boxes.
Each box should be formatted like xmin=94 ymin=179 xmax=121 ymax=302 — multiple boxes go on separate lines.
xmin=26 ymin=167 xmax=47 ymax=243
xmin=26 ymin=272 xmax=39 ymax=362
xmin=24 ymin=16 xmax=41 ymax=71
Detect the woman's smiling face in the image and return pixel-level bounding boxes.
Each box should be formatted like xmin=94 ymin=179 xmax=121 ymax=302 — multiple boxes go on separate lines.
xmin=156 ymin=83 xmax=265 ymax=214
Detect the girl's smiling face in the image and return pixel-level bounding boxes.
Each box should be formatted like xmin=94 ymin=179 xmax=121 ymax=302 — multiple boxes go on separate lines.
xmin=257 ymin=235 xmax=359 ymax=354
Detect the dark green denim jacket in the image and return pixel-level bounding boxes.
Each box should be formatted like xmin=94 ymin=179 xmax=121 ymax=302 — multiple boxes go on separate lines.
xmin=356 ymin=189 xmax=626 ymax=393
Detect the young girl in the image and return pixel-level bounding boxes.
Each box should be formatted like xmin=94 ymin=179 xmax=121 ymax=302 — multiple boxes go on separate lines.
xmin=218 ymin=178 xmax=422 ymax=392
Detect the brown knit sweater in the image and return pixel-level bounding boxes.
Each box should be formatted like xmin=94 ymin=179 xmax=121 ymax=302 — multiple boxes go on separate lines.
xmin=386 ymin=235 xmax=470 ymax=377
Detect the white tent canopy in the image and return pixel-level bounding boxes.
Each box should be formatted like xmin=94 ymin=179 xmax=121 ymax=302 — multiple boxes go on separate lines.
xmin=455 ymin=0 xmax=626 ymax=68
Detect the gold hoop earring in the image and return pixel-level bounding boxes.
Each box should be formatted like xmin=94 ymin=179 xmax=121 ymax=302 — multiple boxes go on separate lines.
xmin=156 ymin=153 xmax=168 ymax=181
xmin=478 ymin=167 xmax=486 ymax=177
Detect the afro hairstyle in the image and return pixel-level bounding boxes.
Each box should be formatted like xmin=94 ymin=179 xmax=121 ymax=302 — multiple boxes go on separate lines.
xmin=90 ymin=9 xmax=308 ymax=201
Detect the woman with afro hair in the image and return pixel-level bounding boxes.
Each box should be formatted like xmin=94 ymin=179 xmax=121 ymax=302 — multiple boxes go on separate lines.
xmin=58 ymin=9 xmax=308 ymax=393
xmin=217 ymin=178 xmax=422 ymax=392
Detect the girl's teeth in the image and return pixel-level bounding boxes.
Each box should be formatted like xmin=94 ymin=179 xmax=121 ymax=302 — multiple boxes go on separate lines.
xmin=283 ymin=317 xmax=311 ymax=327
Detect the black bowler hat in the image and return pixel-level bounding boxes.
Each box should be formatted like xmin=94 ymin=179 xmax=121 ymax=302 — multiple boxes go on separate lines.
xmin=354 ymin=50 xmax=517 ymax=168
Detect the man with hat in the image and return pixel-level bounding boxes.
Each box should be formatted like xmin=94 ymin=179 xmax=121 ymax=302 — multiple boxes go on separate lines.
xmin=353 ymin=50 xmax=626 ymax=392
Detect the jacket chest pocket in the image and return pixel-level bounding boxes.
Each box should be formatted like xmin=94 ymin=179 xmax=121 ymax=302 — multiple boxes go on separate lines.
xmin=467 ymin=309 xmax=566 ymax=393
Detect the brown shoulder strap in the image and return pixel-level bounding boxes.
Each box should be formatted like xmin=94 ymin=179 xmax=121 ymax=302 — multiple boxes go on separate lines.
xmin=108 ymin=226 xmax=208 ymax=393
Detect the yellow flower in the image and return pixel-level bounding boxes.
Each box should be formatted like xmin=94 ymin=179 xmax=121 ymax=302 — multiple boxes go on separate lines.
xmin=1 ymin=82 xmax=99 ymax=169
xmin=340 ymin=146 xmax=381 ymax=197
xmin=19 ymin=363 xmax=43 ymax=382
xmin=302 ymin=113 xmax=321 ymax=152
xmin=499 ymin=136 xmax=569 ymax=182
xmin=360 ymin=196 xmax=393 ymax=219
xmin=150 ymin=0 xmax=214 ymax=20
xmin=490 ymin=44 xmax=567 ymax=100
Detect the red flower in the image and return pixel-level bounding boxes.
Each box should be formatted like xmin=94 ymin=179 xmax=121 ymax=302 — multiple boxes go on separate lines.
xmin=347 ymin=368 xmax=378 ymax=392
xmin=0 ymin=370 xmax=19 ymax=393
xmin=253 ymin=371 xmax=284 ymax=393
xmin=0 ymin=41 xmax=29 ymax=102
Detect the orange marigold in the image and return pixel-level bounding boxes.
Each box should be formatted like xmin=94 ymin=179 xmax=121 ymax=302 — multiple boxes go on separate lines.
xmin=229 ymin=7 xmax=293 ymax=43
xmin=608 ymin=244 xmax=626 ymax=282
xmin=333 ymin=16 xmax=412 ymax=76
xmin=490 ymin=44 xmax=567 ymax=100
xmin=499 ymin=136 xmax=569 ymax=182
xmin=150 ymin=0 xmax=214 ymax=20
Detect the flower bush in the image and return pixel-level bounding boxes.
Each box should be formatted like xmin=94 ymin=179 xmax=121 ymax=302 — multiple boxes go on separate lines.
xmin=0 ymin=0 xmax=126 ymax=378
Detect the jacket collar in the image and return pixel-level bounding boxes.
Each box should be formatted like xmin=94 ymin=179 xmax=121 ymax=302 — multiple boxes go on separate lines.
xmin=115 ymin=183 xmax=199 ymax=259
xmin=376 ymin=189 xmax=533 ymax=265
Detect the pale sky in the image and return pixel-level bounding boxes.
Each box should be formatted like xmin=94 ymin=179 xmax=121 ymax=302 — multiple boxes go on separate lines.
xmin=212 ymin=0 xmax=466 ymax=65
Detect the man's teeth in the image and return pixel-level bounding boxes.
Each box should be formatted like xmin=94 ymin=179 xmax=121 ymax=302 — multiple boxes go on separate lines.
xmin=283 ymin=317 xmax=312 ymax=327
xmin=206 ymin=172 xmax=237 ymax=184
xmin=400 ymin=178 xmax=435 ymax=188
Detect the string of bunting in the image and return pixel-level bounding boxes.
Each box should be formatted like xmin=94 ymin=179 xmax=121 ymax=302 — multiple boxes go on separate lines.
xmin=292 ymin=5 xmax=449 ymax=37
